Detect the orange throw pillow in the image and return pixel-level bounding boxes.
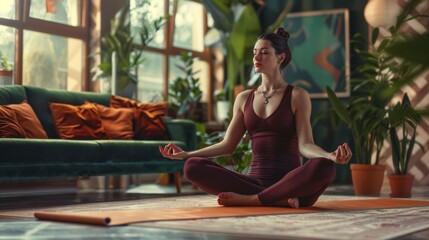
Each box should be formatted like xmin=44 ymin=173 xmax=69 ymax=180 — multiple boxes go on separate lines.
xmin=0 ymin=106 xmax=27 ymax=138
xmin=49 ymin=102 xmax=109 ymax=140
xmin=110 ymin=95 xmax=169 ymax=140
xmin=6 ymin=102 xmax=48 ymax=139
xmin=90 ymin=102 xmax=134 ymax=140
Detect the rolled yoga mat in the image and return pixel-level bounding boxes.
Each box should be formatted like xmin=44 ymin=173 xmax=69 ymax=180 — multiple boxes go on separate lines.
xmin=34 ymin=198 xmax=429 ymax=226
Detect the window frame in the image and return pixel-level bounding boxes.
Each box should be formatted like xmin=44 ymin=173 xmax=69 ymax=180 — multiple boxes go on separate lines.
xmin=134 ymin=0 xmax=214 ymax=120
xmin=0 ymin=0 xmax=90 ymax=89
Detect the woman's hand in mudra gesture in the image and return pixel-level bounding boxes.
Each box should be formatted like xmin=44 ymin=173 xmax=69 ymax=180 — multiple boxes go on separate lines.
xmin=159 ymin=143 xmax=188 ymax=160
xmin=329 ymin=143 xmax=352 ymax=164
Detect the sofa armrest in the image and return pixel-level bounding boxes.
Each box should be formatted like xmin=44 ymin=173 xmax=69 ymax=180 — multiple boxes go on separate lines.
xmin=164 ymin=119 xmax=197 ymax=151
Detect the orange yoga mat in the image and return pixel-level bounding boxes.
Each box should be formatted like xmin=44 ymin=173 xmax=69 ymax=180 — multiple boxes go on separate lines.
xmin=34 ymin=198 xmax=429 ymax=226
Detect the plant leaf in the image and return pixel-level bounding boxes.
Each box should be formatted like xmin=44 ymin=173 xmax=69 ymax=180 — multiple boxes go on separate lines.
xmin=201 ymin=0 xmax=233 ymax=32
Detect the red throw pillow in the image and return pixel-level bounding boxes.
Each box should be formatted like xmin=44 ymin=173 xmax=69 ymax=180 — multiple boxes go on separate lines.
xmin=49 ymin=102 xmax=109 ymax=140
xmin=0 ymin=106 xmax=27 ymax=138
xmin=5 ymin=102 xmax=48 ymax=139
xmin=110 ymin=95 xmax=169 ymax=140
xmin=88 ymin=102 xmax=134 ymax=140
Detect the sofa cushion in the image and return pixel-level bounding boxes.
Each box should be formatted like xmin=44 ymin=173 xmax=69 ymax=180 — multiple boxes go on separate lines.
xmin=24 ymin=86 xmax=111 ymax=138
xmin=89 ymin=102 xmax=134 ymax=140
xmin=110 ymin=95 xmax=169 ymax=140
xmin=0 ymin=106 xmax=27 ymax=138
xmin=95 ymin=140 xmax=185 ymax=162
xmin=0 ymin=161 xmax=185 ymax=179
xmin=4 ymin=102 xmax=49 ymax=139
xmin=0 ymin=85 xmax=27 ymax=105
xmin=49 ymin=102 xmax=109 ymax=140
xmin=0 ymin=138 xmax=102 ymax=164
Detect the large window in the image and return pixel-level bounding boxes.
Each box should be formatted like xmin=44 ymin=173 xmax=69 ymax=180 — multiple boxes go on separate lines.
xmin=131 ymin=0 xmax=212 ymax=107
xmin=0 ymin=0 xmax=212 ymax=117
xmin=0 ymin=0 xmax=88 ymax=91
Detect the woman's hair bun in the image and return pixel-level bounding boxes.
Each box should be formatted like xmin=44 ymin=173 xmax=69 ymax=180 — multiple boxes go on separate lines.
xmin=275 ymin=27 xmax=290 ymax=41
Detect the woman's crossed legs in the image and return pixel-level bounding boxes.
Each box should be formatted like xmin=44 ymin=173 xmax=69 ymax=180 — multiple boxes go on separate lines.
xmin=183 ymin=157 xmax=336 ymax=208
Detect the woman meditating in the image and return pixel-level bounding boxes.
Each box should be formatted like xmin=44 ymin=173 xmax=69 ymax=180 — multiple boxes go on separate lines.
xmin=159 ymin=27 xmax=352 ymax=208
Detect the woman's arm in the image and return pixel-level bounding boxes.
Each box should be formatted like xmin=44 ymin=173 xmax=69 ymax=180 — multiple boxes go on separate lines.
xmin=292 ymin=87 xmax=351 ymax=164
xmin=159 ymin=91 xmax=250 ymax=160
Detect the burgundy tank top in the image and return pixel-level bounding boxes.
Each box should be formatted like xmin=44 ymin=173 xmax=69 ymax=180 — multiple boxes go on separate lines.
xmin=244 ymin=85 xmax=300 ymax=186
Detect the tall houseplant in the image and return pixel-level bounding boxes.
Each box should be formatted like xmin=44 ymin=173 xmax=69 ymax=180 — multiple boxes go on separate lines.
xmin=91 ymin=1 xmax=167 ymax=98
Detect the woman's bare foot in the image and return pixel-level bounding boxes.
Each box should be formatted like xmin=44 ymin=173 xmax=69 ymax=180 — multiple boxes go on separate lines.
xmin=217 ymin=192 xmax=261 ymax=206
xmin=287 ymin=198 xmax=299 ymax=209
xmin=217 ymin=192 xmax=299 ymax=208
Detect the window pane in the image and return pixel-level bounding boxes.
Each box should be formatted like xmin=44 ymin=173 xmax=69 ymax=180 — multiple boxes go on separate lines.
xmin=169 ymin=55 xmax=209 ymax=102
xmin=173 ymin=0 xmax=204 ymax=52
xmin=137 ymin=52 xmax=164 ymax=102
xmin=0 ymin=0 xmax=16 ymax=19
xmin=131 ymin=0 xmax=165 ymax=49
xmin=30 ymin=0 xmax=80 ymax=26
xmin=23 ymin=31 xmax=83 ymax=91
xmin=0 ymin=26 xmax=15 ymax=71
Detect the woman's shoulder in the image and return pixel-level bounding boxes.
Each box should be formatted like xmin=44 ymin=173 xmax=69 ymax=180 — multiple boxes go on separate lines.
xmin=290 ymin=86 xmax=311 ymax=113
xmin=290 ymin=85 xmax=310 ymax=99
xmin=236 ymin=89 xmax=254 ymax=101
xmin=234 ymin=89 xmax=255 ymax=111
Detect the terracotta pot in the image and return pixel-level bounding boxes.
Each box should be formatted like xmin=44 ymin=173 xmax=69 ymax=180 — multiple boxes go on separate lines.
xmin=0 ymin=70 xmax=13 ymax=85
xmin=388 ymin=174 xmax=414 ymax=198
xmin=350 ymin=164 xmax=386 ymax=196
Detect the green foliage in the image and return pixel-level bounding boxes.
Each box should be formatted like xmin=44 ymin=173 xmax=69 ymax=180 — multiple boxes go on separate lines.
xmin=229 ymin=133 xmax=252 ymax=174
xmin=199 ymin=130 xmax=252 ymax=174
xmin=0 ymin=50 xmax=12 ymax=71
xmin=326 ymin=0 xmax=428 ymax=166
xmin=91 ymin=1 xmax=167 ymax=89
xmin=201 ymin=0 xmax=292 ymax=104
xmin=388 ymin=94 xmax=423 ymax=175
xmin=168 ymin=52 xmax=203 ymax=120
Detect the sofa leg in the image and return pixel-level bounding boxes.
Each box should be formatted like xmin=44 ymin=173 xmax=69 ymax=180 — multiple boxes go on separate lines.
xmin=174 ymin=172 xmax=182 ymax=194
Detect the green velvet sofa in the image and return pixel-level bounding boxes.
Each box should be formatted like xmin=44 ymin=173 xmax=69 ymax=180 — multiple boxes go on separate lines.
xmin=0 ymin=85 xmax=197 ymax=193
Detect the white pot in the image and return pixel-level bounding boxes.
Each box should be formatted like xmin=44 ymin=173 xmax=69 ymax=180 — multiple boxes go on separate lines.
xmin=216 ymin=101 xmax=230 ymax=122
xmin=99 ymin=76 xmax=137 ymax=99
xmin=99 ymin=76 xmax=112 ymax=94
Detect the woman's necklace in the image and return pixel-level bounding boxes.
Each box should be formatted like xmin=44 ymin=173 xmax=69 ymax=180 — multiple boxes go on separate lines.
xmin=262 ymin=89 xmax=278 ymax=105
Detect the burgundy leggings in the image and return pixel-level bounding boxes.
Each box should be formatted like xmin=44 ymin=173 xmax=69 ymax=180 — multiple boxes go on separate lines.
xmin=184 ymin=157 xmax=336 ymax=207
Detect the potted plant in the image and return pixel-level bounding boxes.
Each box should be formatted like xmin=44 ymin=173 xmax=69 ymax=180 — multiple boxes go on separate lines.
xmin=326 ymin=79 xmax=388 ymax=196
xmin=91 ymin=1 xmax=167 ymax=98
xmin=326 ymin=29 xmax=391 ymax=196
xmin=0 ymin=50 xmax=13 ymax=85
xmin=386 ymin=93 xmax=424 ymax=197
xmin=168 ymin=52 xmax=203 ymax=121
xmin=326 ymin=0 xmax=428 ymax=196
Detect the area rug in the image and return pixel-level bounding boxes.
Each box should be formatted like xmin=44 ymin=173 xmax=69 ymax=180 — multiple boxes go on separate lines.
xmin=138 ymin=206 xmax=429 ymax=240
xmin=34 ymin=198 xmax=429 ymax=226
